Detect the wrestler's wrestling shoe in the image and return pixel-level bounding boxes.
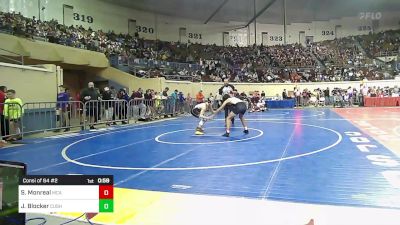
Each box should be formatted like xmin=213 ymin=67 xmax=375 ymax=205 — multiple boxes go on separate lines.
xmin=222 ymin=132 xmax=230 ymax=137
xmin=195 ymin=127 xmax=204 ymax=135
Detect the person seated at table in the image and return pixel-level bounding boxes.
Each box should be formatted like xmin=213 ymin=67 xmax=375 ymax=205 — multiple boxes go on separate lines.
xmin=393 ymin=85 xmax=399 ymax=97
xmin=272 ymin=94 xmax=280 ymax=100
xmin=370 ymin=88 xmax=377 ymax=97
xmin=250 ymin=101 xmax=261 ymax=112
xmin=333 ymin=91 xmax=344 ymax=108
xmin=282 ymin=89 xmax=288 ymax=99
xmin=250 ymin=92 xmax=260 ymax=112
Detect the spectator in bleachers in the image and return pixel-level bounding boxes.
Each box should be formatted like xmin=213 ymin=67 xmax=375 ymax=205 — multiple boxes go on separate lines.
xmin=0 ymin=10 xmax=397 ymax=84
xmin=358 ymin=30 xmax=400 ymax=57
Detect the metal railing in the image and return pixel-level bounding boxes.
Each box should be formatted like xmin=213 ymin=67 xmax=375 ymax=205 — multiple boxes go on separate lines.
xmin=0 ymin=97 xmax=193 ymax=141
xmin=377 ymin=50 xmax=399 ymax=57
xmin=82 ymin=100 xmax=129 ymax=129
xmin=0 ymin=94 xmax=378 ymax=142
xmin=292 ymin=94 xmax=361 ymax=107
xmin=127 ymin=58 xmax=202 ymax=71
xmin=21 ymin=101 xmax=84 ymax=134
xmin=128 ymin=99 xmax=170 ymax=121
xmin=109 ymin=55 xmax=202 ymax=71
xmin=163 ymin=74 xmax=194 ymax=81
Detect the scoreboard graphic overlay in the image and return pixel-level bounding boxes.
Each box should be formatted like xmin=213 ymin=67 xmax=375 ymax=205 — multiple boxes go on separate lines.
xmin=19 ymin=175 xmax=113 ymax=213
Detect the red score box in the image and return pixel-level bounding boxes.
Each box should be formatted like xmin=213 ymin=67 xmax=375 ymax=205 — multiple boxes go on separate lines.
xmin=99 ymin=185 xmax=114 ymax=199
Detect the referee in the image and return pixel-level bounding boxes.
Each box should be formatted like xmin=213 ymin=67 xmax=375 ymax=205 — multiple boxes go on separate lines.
xmin=218 ymin=79 xmax=235 ymax=124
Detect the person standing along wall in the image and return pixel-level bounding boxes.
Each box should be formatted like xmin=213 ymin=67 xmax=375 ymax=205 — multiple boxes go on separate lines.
xmin=117 ymin=89 xmax=129 ymax=124
xmin=144 ymin=89 xmax=155 ymax=118
xmin=196 ymin=90 xmax=205 ymax=104
xmin=80 ymin=82 xmax=101 ymax=129
xmin=3 ymin=90 xmax=23 ymax=141
xmin=0 ymin=86 xmax=9 ymax=140
xmin=170 ymin=90 xmax=179 ymax=114
xmin=131 ymin=88 xmax=147 ymax=120
xmin=162 ymin=87 xmax=171 ymax=116
xmin=56 ymin=86 xmax=70 ymax=132
xmin=178 ymin=91 xmax=185 ymax=114
xmin=102 ymin=87 xmax=113 ymax=126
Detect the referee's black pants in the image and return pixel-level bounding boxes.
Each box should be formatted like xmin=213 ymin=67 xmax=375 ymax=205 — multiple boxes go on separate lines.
xmin=1 ymin=114 xmax=9 ymax=139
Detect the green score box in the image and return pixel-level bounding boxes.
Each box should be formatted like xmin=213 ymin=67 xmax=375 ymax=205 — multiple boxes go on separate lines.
xmin=99 ymin=199 xmax=114 ymax=212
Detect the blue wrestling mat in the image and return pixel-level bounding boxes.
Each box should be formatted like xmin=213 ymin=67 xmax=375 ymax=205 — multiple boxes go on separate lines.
xmin=1 ymin=109 xmax=399 ymax=209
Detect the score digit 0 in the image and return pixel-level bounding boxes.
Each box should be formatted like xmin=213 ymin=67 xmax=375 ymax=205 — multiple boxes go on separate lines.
xmin=98 ymin=178 xmax=110 ymax=183
xmin=99 ymin=185 xmax=113 ymax=199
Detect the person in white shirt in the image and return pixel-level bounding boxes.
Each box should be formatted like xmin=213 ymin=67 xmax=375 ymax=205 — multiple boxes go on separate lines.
xmin=211 ymin=92 xmax=249 ymax=137
xmin=191 ymin=101 xmax=213 ymax=135
xmin=360 ymin=84 xmax=369 ymax=106
xmin=346 ymin=87 xmax=353 ymax=106
xmin=219 ymin=79 xmax=235 ymax=125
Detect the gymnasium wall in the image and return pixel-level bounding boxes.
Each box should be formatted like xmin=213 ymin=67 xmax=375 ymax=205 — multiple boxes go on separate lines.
xmin=0 ymin=63 xmax=58 ymax=103
xmin=97 ymin=67 xmax=162 ymax=94
xmin=1 ymin=59 xmax=398 ymax=104
xmin=133 ymin=78 xmax=400 ymax=97
xmin=66 ymin=69 xmax=400 ymax=98
xmin=0 ymin=33 xmax=109 ymax=68
xmin=1 ymin=0 xmax=399 ymax=46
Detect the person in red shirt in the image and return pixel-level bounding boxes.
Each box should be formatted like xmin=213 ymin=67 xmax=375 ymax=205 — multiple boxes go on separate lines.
xmin=0 ymin=86 xmax=9 ymax=140
xmin=196 ymin=90 xmax=204 ymax=104
xmin=131 ymin=88 xmax=146 ymax=120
